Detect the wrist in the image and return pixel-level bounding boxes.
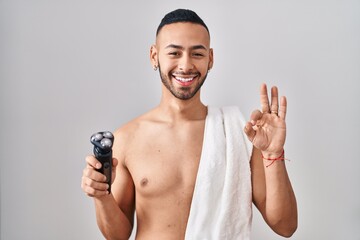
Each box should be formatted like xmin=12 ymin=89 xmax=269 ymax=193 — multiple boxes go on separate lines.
xmin=262 ymin=149 xmax=285 ymax=168
xmin=94 ymin=192 xmax=113 ymax=203
xmin=261 ymin=149 xmax=284 ymax=159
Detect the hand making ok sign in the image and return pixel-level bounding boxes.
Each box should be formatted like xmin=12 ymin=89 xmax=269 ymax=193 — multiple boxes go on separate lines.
xmin=244 ymin=83 xmax=287 ymax=157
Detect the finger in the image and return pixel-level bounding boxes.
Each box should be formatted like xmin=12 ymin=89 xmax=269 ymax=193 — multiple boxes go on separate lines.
xmin=86 ymin=155 xmax=102 ymax=170
xmin=112 ymin=157 xmax=118 ymax=168
xmin=244 ymin=122 xmax=256 ymax=142
xmin=260 ymin=83 xmax=270 ymax=113
xmin=278 ymin=96 xmax=287 ymax=120
xmin=82 ymin=184 xmax=108 ymax=197
xmin=81 ymin=176 xmax=108 ymax=197
xmin=83 ymin=167 xmax=107 ymax=182
xmin=82 ymin=176 xmax=109 ymax=191
xmin=111 ymin=158 xmax=118 ymax=183
xmin=270 ymin=86 xmax=279 ymax=115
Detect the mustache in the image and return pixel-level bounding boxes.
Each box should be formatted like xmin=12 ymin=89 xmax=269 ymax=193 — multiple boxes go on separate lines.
xmin=156 ymin=65 xmax=200 ymax=76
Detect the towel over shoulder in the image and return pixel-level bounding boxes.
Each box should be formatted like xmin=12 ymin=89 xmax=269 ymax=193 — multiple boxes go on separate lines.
xmin=185 ymin=106 xmax=253 ymax=240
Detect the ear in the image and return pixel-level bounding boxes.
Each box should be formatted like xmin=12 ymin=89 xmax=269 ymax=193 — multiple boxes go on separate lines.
xmin=150 ymin=44 xmax=158 ymax=68
xmin=208 ymin=48 xmax=214 ymax=70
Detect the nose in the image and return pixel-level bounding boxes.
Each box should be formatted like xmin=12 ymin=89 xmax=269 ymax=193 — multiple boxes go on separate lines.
xmin=178 ymin=54 xmax=194 ymax=72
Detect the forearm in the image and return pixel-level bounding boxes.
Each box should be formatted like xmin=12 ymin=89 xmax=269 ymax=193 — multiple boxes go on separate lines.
xmin=94 ymin=194 xmax=133 ymax=240
xmin=262 ymin=157 xmax=297 ymax=237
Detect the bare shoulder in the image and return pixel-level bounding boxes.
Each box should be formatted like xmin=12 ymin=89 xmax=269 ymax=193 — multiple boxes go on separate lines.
xmin=113 ymin=109 xmax=159 ymax=141
xmin=112 ymin=109 xmax=160 ymax=165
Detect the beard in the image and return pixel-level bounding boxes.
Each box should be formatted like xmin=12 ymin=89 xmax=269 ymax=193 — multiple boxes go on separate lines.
xmin=158 ymin=64 xmax=208 ymax=100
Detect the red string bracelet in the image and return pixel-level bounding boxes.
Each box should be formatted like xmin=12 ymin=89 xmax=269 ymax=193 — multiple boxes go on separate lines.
xmin=262 ymin=149 xmax=287 ymax=167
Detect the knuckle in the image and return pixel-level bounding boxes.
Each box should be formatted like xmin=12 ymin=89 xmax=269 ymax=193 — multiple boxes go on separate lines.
xmin=102 ymin=184 xmax=110 ymax=191
xmin=88 ymin=179 xmax=97 ymax=188
xmin=84 ymin=168 xmax=91 ymax=177
xmin=87 ymin=187 xmax=96 ymax=196
xmin=86 ymin=155 xmax=97 ymax=166
xmin=86 ymin=192 xmax=94 ymax=197
xmin=85 ymin=155 xmax=92 ymax=163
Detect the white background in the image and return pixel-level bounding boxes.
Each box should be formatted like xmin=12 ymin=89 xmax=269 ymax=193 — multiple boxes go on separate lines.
xmin=1 ymin=0 xmax=359 ymax=239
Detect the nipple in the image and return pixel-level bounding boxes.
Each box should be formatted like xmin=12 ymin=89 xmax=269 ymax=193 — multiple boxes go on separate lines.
xmin=140 ymin=178 xmax=149 ymax=187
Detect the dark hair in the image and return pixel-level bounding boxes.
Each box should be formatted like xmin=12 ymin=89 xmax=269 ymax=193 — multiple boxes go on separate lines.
xmin=156 ymin=9 xmax=209 ymax=36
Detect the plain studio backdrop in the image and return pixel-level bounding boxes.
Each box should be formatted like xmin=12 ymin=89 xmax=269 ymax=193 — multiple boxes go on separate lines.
xmin=1 ymin=0 xmax=359 ymax=239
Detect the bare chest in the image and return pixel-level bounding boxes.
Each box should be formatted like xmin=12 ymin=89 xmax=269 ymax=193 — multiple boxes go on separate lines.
xmin=126 ymin=121 xmax=205 ymax=198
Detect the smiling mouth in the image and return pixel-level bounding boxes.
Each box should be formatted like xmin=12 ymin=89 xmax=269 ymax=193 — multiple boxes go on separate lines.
xmin=174 ymin=76 xmax=195 ymax=82
xmin=172 ymin=74 xmax=199 ymax=86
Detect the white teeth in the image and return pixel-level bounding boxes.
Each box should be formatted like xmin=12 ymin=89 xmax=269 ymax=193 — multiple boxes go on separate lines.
xmin=174 ymin=76 xmax=194 ymax=82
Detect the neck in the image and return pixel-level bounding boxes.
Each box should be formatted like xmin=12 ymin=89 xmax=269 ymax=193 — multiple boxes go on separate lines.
xmin=157 ymin=88 xmax=207 ymax=121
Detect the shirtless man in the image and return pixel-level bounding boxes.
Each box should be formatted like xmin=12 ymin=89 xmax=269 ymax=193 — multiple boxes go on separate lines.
xmin=81 ymin=9 xmax=297 ymax=239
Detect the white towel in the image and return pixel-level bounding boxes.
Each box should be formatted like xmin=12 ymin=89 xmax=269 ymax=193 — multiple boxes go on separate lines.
xmin=185 ymin=106 xmax=253 ymax=240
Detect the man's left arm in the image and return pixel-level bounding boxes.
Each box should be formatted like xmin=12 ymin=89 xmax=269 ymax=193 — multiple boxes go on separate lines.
xmin=250 ymin=147 xmax=297 ymax=237
xmin=244 ymin=84 xmax=298 ymax=237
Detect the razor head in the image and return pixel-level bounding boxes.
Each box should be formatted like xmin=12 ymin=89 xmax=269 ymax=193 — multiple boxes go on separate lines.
xmin=90 ymin=131 xmax=114 ymax=154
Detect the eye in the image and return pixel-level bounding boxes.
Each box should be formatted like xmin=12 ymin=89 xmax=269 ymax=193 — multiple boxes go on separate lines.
xmin=168 ymin=52 xmax=180 ymax=56
xmin=192 ymin=52 xmax=205 ymax=57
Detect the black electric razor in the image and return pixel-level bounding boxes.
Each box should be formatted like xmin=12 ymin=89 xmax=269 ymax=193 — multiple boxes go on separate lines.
xmin=90 ymin=131 xmax=114 ymax=192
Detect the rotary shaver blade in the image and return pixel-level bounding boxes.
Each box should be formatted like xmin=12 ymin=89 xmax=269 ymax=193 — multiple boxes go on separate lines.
xmin=90 ymin=131 xmax=114 ymax=193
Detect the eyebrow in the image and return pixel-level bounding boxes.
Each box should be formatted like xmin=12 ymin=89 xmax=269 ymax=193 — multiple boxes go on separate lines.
xmin=165 ymin=44 xmax=207 ymax=50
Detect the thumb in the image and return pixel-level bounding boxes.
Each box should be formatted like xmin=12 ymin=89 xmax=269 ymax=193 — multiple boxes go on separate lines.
xmin=110 ymin=158 xmax=118 ymax=185
xmin=112 ymin=157 xmax=119 ymax=167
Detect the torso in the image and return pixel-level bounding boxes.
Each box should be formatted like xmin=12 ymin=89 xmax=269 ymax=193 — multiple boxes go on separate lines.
xmin=118 ymin=107 xmax=206 ymax=239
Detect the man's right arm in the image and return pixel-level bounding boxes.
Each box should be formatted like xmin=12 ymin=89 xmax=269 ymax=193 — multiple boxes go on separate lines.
xmin=82 ymin=132 xmax=136 ymax=239
xmin=93 ymin=162 xmax=135 ymax=240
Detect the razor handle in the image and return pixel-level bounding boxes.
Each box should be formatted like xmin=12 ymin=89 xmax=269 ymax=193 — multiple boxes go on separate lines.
xmin=90 ymin=131 xmax=114 ymax=193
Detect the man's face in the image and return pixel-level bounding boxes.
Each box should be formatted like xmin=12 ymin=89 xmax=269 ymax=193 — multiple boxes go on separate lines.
xmin=152 ymin=22 xmax=213 ymax=100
